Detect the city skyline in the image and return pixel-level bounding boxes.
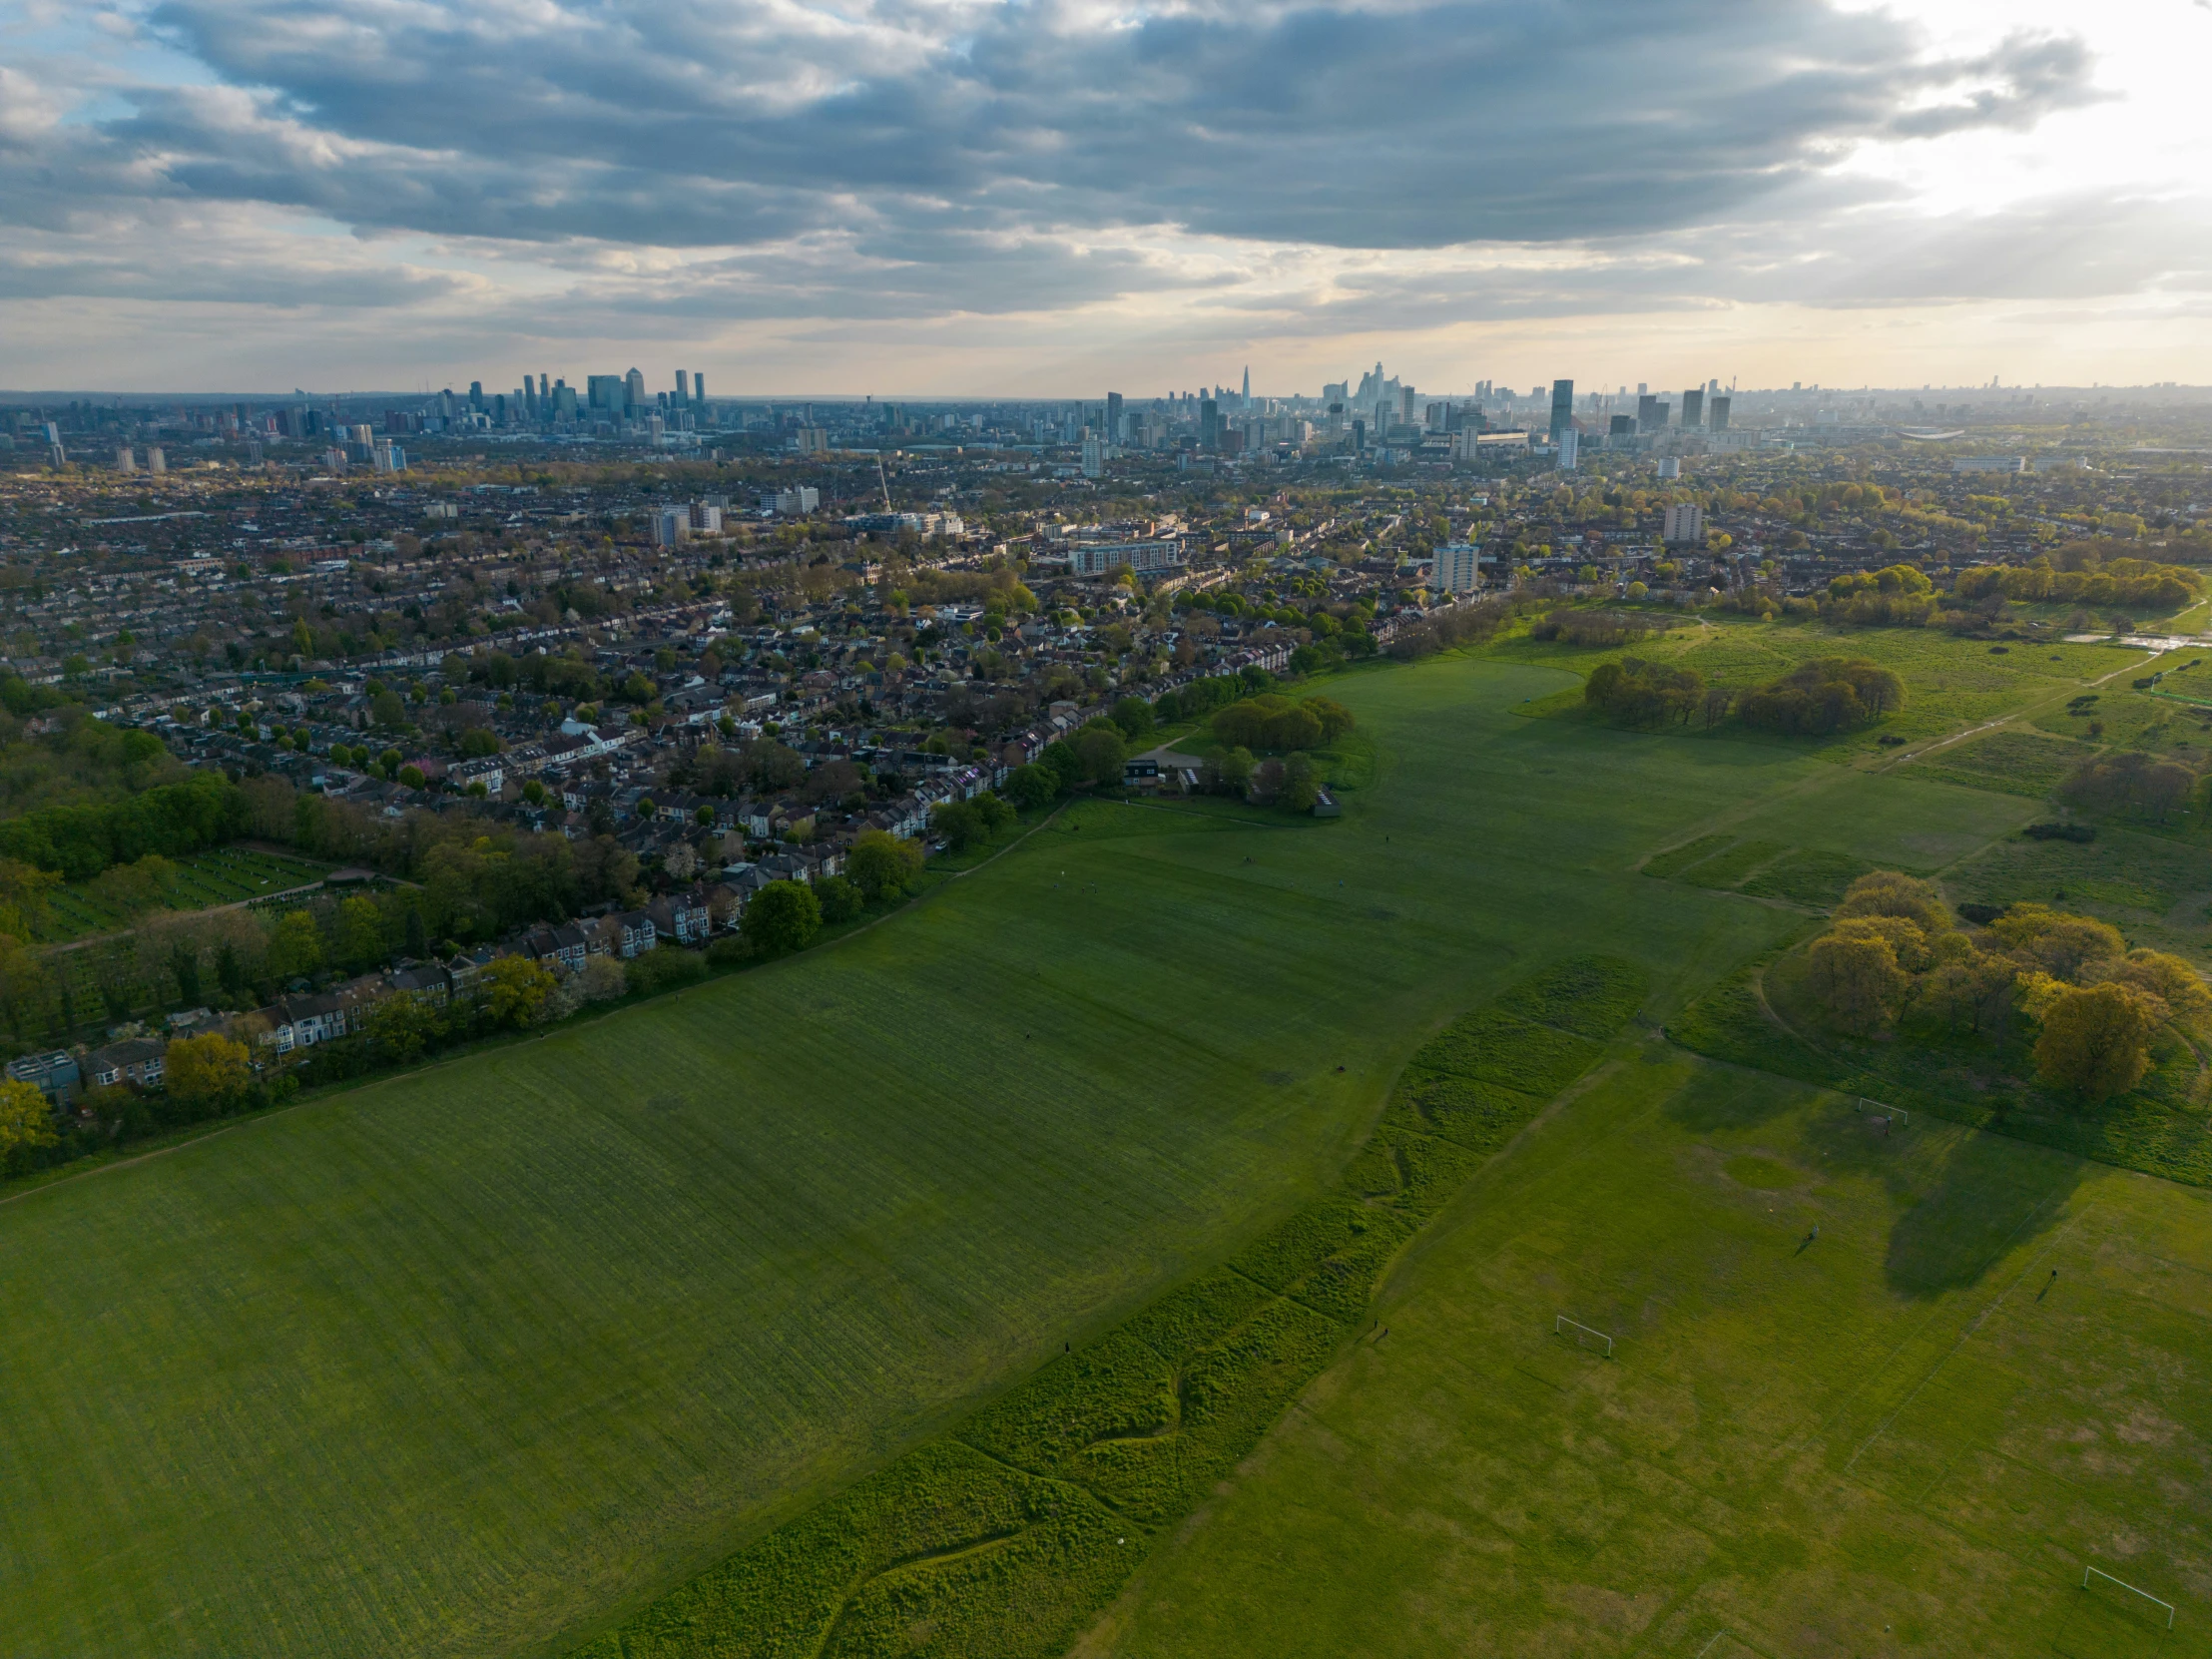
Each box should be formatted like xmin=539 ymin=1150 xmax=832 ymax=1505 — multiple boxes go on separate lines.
xmin=1 ymin=0 xmax=2205 ymax=391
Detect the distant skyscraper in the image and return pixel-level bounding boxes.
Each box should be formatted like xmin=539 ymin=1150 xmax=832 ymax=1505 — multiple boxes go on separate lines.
xmin=1709 ymin=395 xmax=1731 ymax=432
xmin=676 ymin=369 xmax=689 ymax=402
xmin=147 ymin=446 xmax=166 ymax=474
xmin=115 ymin=446 xmax=135 ymax=473
xmin=1200 ymin=397 xmax=1220 ymax=449
xmin=1680 ymin=388 xmax=1704 ymax=430
xmin=1241 ymin=366 xmax=1250 ymax=409
xmin=1548 ymin=379 xmax=1574 ymax=441
xmin=692 ymin=371 xmax=704 ymax=404
xmin=1106 ymin=391 xmax=1123 ymax=440
xmin=624 ymin=366 xmax=645 ymax=411
xmin=1556 ymin=428 xmax=1578 ymax=472
xmin=1636 ymin=394 xmax=1665 ymax=433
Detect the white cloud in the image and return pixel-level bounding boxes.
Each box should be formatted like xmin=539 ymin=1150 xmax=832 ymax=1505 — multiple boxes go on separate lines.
xmin=0 ymin=0 xmax=2200 ymax=388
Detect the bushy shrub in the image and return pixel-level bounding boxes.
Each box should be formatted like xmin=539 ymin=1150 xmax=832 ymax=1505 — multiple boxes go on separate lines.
xmin=626 ymin=945 xmax=708 ymax=996
xmin=1528 ymin=609 xmax=1670 ymax=647
xmin=741 ymin=879 xmax=820 ymax=954
xmin=1584 ymin=657 xmax=1705 ymax=727
xmin=815 ymin=874 xmax=863 ymax=923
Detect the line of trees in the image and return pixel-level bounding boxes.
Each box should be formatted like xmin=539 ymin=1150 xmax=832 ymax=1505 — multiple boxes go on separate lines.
xmin=1735 ymin=657 xmax=1904 ymax=737
xmin=1953 ymin=555 xmax=2199 ymax=613
xmin=0 ymin=771 xmax=246 ymax=882
xmin=1803 ymin=871 xmax=2209 ymax=1103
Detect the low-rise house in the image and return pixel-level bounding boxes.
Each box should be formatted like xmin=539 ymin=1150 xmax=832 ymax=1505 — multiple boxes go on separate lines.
xmin=523 ymin=923 xmax=591 ymax=975
xmin=386 ymin=962 xmax=451 ymax=1004
xmin=89 ymin=1037 xmax=167 ymax=1090
xmin=265 ymin=991 xmax=352 ymax=1054
xmin=446 ymin=943 xmax=499 ymax=992
xmin=613 ymin=910 xmax=658 ymax=958
xmin=649 ymin=887 xmax=713 ymax=945
xmin=6 ymin=1049 xmax=81 ymax=1103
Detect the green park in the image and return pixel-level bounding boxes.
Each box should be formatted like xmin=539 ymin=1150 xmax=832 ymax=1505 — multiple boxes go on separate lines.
xmin=8 ymin=609 xmax=2212 ymax=1658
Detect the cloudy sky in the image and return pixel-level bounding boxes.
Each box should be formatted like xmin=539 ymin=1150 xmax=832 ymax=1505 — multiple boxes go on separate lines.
xmin=0 ymin=0 xmax=2205 ymax=394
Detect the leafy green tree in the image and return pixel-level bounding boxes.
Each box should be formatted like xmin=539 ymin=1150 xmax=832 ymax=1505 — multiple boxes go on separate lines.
xmin=1039 ymin=740 xmax=1085 ymax=790
xmin=1807 ymin=925 xmax=1908 ymax=1035
xmin=816 ymin=874 xmax=863 ymax=923
xmin=1280 ymin=753 xmax=1323 ymax=812
xmin=846 ymin=830 xmax=923 ymax=901
xmin=1002 ymin=764 xmax=1057 ymax=811
xmin=1110 ymin=696 xmax=1155 ymax=742
xmin=2034 ymin=981 xmax=2157 ymax=1102
xmin=216 ymin=939 xmax=249 ymax=1004
xmin=743 ymin=880 xmax=822 ymax=954
xmin=265 ymin=910 xmax=325 ymax=982
xmin=1991 ymin=904 xmax=2125 ymax=981
xmin=166 ymin=1033 xmax=252 ymax=1110
xmin=364 ymin=994 xmax=438 ymax=1064
xmin=333 ymin=895 xmax=386 ymax=972
xmin=168 ymin=941 xmax=202 ymax=1006
xmin=0 ymin=1076 xmax=57 ymax=1167
xmin=932 ymin=801 xmax=984 ymax=851
xmin=483 ymin=955 xmax=556 ymax=1027
xmin=1070 ymin=723 xmax=1126 ymax=786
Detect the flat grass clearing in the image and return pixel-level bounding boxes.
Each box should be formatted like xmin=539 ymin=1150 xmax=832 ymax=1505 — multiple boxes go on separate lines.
xmin=2029 ymin=649 xmax=2212 ymax=766
xmin=0 ymin=653 xmax=1825 ymax=1659
xmin=35 ymin=843 xmax=334 ymax=941
xmin=1082 ymin=1051 xmax=2212 ymax=1658
xmin=1948 ymin=825 xmax=2212 ymax=966
xmin=1905 ymin=726 xmax=2099 ymax=799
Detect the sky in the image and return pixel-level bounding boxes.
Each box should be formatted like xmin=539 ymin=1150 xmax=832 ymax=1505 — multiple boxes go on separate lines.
xmin=0 ymin=0 xmax=2205 ymax=396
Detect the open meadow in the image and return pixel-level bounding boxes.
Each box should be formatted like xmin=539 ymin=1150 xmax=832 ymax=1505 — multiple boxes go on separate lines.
xmin=1080 ymin=1049 xmax=2212 ymax=1659
xmin=2 ymin=650 xmax=1810 ymax=1659
xmin=5 ymin=617 xmax=2204 ymax=1659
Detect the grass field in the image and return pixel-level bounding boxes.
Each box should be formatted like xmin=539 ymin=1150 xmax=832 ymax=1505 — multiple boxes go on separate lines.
xmin=0 ymin=623 xmax=2184 ymax=1659
xmin=0 ymin=653 xmax=1824 ymax=1659
xmin=1080 ymin=1049 xmax=2212 ymax=1658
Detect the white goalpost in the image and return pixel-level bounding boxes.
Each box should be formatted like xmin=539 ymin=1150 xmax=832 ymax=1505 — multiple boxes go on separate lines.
xmin=2082 ymin=1565 xmax=2175 ymax=1630
xmin=1860 ymin=1097 xmax=1908 ymax=1128
xmin=1554 ymin=1315 xmax=1615 ymax=1359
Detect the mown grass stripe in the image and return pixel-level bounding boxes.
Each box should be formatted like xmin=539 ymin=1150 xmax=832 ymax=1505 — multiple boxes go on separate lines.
xmin=582 ymin=955 xmax=1648 ymax=1658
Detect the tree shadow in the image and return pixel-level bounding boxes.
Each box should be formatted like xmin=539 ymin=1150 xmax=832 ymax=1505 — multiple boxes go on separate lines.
xmin=1665 ymin=1059 xmax=2090 ymax=1301
xmin=1877 ymin=1127 xmax=2085 ymax=1298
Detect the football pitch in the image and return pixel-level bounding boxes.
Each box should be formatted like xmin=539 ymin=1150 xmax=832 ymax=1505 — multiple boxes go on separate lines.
xmin=1082 ymin=1047 xmax=2212 ymax=1658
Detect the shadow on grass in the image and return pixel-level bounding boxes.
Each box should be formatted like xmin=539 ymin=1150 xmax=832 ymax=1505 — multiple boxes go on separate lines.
xmin=1661 ymin=1050 xmax=2088 ymax=1302
xmin=1876 ymin=1130 xmax=2084 ymax=1299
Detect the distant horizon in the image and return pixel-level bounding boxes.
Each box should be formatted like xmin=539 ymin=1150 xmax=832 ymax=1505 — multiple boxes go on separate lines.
xmin=4 ymin=380 xmax=2203 ymax=406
